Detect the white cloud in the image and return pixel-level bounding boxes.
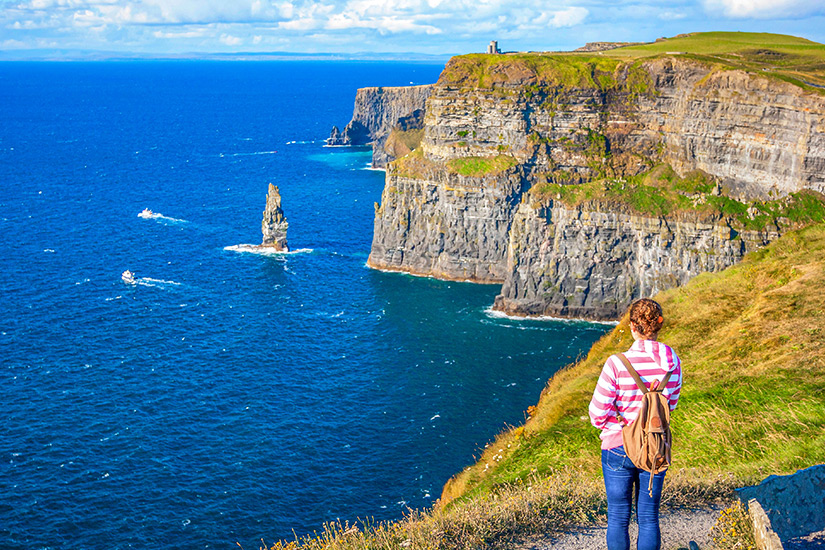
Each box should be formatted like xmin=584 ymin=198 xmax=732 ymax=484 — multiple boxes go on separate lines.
xmin=3 ymin=0 xmax=592 ymax=42
xmin=549 ymin=6 xmax=588 ymax=27
xmin=19 ymin=0 xmax=825 ymax=56
xmin=326 ymin=12 xmax=441 ymax=34
xmin=2 ymin=38 xmax=28 ymax=48
xmin=658 ymin=10 xmax=687 ymax=20
xmin=703 ymin=0 xmax=825 ymax=18
xmin=153 ymin=28 xmax=207 ymax=38
xmin=219 ymin=33 xmax=242 ymax=45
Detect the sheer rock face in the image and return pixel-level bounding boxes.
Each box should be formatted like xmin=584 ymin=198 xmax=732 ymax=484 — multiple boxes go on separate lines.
xmin=328 ymin=85 xmax=433 ymax=168
xmin=368 ymin=169 xmax=528 ymax=283
xmin=261 ymin=183 xmax=289 ymax=252
xmin=494 ymin=201 xmax=779 ymax=321
xmin=637 ymin=58 xmax=825 ymax=199
xmin=363 ymin=55 xmax=825 ymax=319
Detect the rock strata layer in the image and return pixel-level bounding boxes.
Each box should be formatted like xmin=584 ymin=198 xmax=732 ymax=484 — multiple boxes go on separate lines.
xmin=360 ymin=53 xmax=825 ymax=319
xmin=328 ymin=85 xmax=433 ymax=168
xmin=494 ymin=201 xmax=778 ymax=320
xmin=261 ymin=183 xmax=289 ymax=251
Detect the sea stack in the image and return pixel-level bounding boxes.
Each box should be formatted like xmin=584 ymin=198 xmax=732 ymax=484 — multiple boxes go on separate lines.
xmin=261 ymin=183 xmax=289 ymax=252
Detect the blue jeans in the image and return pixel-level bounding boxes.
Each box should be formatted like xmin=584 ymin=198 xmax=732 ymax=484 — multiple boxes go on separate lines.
xmin=601 ymin=445 xmax=666 ymax=550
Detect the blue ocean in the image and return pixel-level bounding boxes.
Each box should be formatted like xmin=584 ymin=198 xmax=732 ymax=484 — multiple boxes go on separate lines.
xmin=0 ymin=61 xmax=609 ymax=549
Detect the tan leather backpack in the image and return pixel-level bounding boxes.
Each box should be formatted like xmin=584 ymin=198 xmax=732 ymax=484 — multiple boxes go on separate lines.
xmin=617 ymin=353 xmax=673 ymax=496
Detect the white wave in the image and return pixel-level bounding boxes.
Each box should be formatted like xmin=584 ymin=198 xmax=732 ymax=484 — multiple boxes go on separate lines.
xmin=430 ymin=414 xmax=440 ymax=421
xmin=224 ymin=244 xmax=313 ymax=256
xmin=124 ymin=277 xmax=181 ymax=289
xmin=220 ymin=150 xmax=277 ymax=157
xmin=43 ymin=248 xmax=55 ymax=253
xmin=367 ymin=264 xmax=495 ymax=285
xmin=362 ymin=166 xmax=385 ymax=172
xmin=483 ymin=306 xmax=618 ymax=325
xmin=287 ymin=139 xmax=323 ymax=145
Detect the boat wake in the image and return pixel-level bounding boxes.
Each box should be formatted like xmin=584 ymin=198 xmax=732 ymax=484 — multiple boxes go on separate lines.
xmin=287 ymin=139 xmax=323 ymax=145
xmin=138 ymin=209 xmax=187 ymax=223
xmin=219 ymin=150 xmax=277 ymax=157
xmin=138 ymin=277 xmax=182 ymax=288
xmin=122 ymin=270 xmax=182 ymax=288
xmin=224 ymin=244 xmax=313 ymax=256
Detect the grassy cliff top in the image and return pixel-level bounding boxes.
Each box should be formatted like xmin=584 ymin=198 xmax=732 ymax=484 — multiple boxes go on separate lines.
xmin=438 ymin=32 xmax=825 ymax=90
xmin=605 ymin=31 xmax=825 ymax=88
xmin=442 ymin=222 xmax=825 ymax=505
xmin=603 ymin=31 xmax=825 ymax=60
xmin=530 ymin=164 xmax=825 ymax=232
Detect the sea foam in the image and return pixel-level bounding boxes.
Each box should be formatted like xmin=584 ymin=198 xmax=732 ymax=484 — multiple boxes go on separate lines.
xmin=224 ymin=244 xmax=313 ymax=256
xmin=483 ymin=306 xmax=618 ymax=325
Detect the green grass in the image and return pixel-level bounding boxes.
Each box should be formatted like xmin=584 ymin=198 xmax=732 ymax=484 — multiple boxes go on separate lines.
xmin=446 ymin=155 xmax=518 ymax=177
xmin=438 ymin=32 xmax=825 ymax=91
xmin=389 ymin=148 xmax=442 ymax=180
xmin=530 ymin=164 xmax=825 ymax=231
xmin=605 ymin=31 xmax=825 ymax=59
xmin=443 ymin=222 xmax=825 ymax=505
xmin=602 ymin=32 xmax=825 ymax=89
xmin=437 ymin=53 xmax=652 ymax=94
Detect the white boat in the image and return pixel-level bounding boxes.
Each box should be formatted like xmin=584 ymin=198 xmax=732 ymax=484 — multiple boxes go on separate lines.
xmin=138 ymin=208 xmax=154 ymax=219
xmin=122 ymin=270 xmax=136 ymax=284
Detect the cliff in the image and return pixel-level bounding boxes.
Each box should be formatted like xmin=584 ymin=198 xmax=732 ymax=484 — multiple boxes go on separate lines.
xmin=494 ymin=200 xmax=777 ymax=320
xmin=364 ymin=33 xmax=825 ymax=319
xmin=328 ymin=85 xmax=433 ymax=168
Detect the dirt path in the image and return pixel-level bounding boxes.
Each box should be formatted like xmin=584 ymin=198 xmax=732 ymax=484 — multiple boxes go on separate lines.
xmin=513 ymin=505 xmax=722 ymax=550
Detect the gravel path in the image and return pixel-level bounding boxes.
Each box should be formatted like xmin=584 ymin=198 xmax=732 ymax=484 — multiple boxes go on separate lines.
xmin=513 ymin=505 xmax=722 ymax=550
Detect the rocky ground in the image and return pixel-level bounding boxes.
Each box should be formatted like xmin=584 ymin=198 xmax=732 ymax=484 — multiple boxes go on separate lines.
xmin=513 ymin=505 xmax=721 ymax=550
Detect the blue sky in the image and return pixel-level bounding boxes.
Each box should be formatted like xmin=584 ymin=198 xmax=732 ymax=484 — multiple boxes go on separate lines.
xmin=1 ymin=0 xmax=824 ymax=57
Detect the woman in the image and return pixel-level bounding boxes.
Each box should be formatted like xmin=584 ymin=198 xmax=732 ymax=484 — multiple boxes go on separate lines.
xmin=588 ymin=298 xmax=682 ymax=550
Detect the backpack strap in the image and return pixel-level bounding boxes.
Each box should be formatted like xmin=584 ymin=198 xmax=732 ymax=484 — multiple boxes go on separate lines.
xmin=617 ymin=353 xmax=673 ymax=393
xmin=657 ymin=371 xmax=673 ymax=392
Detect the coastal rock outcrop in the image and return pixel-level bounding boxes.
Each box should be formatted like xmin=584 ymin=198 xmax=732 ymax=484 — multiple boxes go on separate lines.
xmin=261 ymin=183 xmax=289 ymax=252
xmin=328 ymin=85 xmax=433 ymax=168
xmin=360 ymin=46 xmax=825 ymax=319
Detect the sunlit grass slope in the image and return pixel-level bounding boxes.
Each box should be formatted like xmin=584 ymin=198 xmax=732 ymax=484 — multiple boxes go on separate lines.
xmin=442 ymin=222 xmax=825 ymax=504
xmin=604 ymin=31 xmax=825 ymax=89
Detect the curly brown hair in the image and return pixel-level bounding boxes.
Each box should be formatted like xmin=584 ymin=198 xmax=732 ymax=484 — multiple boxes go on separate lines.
xmin=628 ymin=298 xmax=664 ymax=338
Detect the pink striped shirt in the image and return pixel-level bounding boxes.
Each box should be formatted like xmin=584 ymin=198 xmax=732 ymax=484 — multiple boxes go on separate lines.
xmin=588 ymin=339 xmax=682 ymax=450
